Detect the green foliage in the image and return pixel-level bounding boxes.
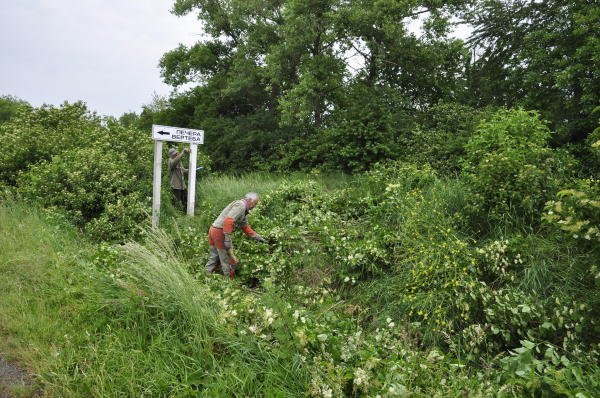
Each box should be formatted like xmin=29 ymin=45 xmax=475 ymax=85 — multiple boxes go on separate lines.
xmin=18 ymin=148 xmax=142 ymax=225
xmin=320 ymin=84 xmax=407 ymax=173
xmin=461 ymin=108 xmax=568 ymax=220
xmin=273 ymin=84 xmax=410 ymax=173
xmin=118 ymin=110 xmax=139 ymax=128
xmin=0 ymin=94 xmax=29 ymax=124
xmin=543 ymin=115 xmax=600 ymax=275
xmin=366 ymin=161 xmax=438 ymax=195
xmin=3 ymin=149 xmax=600 ymax=397
xmin=86 ymin=193 xmax=150 ymax=242
xmin=158 ymin=0 xmax=472 ymax=173
xmin=588 ymin=107 xmax=600 ymax=164
xmin=1 ymin=102 xmax=156 ymax=242
xmin=0 ymin=101 xmax=104 ymax=185
xmin=402 ymin=102 xmax=497 ymax=175
xmin=544 ymin=179 xmax=600 ymax=255
xmin=497 ymin=340 xmax=600 ymax=397
xmin=467 ymin=0 xmax=600 ymax=143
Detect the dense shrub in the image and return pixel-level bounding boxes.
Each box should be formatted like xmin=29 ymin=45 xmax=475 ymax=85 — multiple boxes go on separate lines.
xmin=18 ymin=147 xmax=144 ymax=230
xmin=0 ymin=94 xmax=29 ymax=124
xmin=8 ymin=105 xmax=155 ymax=241
xmin=401 ymin=102 xmax=496 ymax=175
xmin=544 ymin=180 xmax=600 ymax=253
xmin=461 ymin=108 xmax=569 ymax=220
xmin=544 ymin=114 xmax=600 ymax=262
xmin=272 ymin=84 xmax=409 ymax=173
xmin=86 ymin=193 xmax=150 ymax=242
xmin=0 ymin=101 xmax=105 ymax=185
xmin=319 ymin=84 xmax=407 ymax=173
xmin=366 ymin=161 xmax=437 ymax=194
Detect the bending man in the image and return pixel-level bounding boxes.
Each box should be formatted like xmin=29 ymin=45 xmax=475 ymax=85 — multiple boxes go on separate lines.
xmin=205 ymin=192 xmax=266 ymax=279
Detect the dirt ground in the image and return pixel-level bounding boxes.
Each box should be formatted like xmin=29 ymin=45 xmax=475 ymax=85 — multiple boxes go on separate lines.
xmin=0 ymin=356 xmax=26 ymax=398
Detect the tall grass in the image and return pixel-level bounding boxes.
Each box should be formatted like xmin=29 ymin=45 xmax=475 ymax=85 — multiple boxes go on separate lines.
xmin=120 ymin=227 xmax=220 ymax=353
xmin=0 ymin=198 xmax=92 ymax=393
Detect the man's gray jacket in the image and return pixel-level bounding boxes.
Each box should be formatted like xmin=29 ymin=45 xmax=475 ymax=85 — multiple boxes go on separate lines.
xmin=168 ymin=154 xmax=188 ymax=190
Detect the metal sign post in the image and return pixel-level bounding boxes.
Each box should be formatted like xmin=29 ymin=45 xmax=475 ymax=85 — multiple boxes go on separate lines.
xmin=151 ymin=125 xmax=204 ymax=227
xmin=152 ymin=140 xmax=163 ymax=228
xmin=187 ymin=143 xmax=197 ymax=216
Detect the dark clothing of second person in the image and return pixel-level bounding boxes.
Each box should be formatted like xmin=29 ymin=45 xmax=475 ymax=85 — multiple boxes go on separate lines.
xmin=168 ymin=153 xmax=188 ymax=209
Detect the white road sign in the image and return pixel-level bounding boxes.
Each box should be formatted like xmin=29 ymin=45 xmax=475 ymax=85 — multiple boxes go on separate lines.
xmin=152 ymin=124 xmax=204 ymax=144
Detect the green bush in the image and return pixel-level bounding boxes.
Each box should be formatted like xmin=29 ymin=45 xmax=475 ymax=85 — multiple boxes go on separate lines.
xmin=319 ymin=84 xmax=406 ymax=173
xmin=461 ymin=108 xmax=566 ymax=221
xmin=366 ymin=161 xmax=437 ymax=195
xmin=544 ymin=115 xmax=600 ymax=259
xmin=402 ymin=102 xmax=496 ymax=175
xmin=544 ymin=179 xmax=600 ymax=258
xmin=0 ymin=94 xmax=29 ymax=124
xmin=86 ymin=193 xmax=149 ymax=242
xmin=0 ymin=101 xmax=105 ymax=185
xmin=19 ymin=148 xmax=141 ymax=225
xmin=15 ymin=115 xmax=157 ymax=241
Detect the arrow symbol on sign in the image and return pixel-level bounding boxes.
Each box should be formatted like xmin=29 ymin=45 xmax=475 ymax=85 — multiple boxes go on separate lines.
xmin=156 ymin=130 xmax=170 ymax=136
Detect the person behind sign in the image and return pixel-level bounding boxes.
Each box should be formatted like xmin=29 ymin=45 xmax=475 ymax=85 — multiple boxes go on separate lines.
xmin=205 ymin=192 xmax=267 ymax=279
xmin=168 ymin=148 xmax=190 ymax=210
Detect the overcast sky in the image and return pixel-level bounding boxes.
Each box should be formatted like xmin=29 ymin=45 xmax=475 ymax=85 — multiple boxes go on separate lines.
xmin=0 ymin=0 xmax=201 ymax=118
xmin=1 ymin=1 xmax=471 ymax=119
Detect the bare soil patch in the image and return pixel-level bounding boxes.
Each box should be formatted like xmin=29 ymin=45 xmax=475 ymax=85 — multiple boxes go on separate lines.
xmin=0 ymin=356 xmax=27 ymax=398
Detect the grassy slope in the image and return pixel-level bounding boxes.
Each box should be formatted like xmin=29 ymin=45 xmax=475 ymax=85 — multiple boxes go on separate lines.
xmin=0 ymin=201 xmax=90 ymax=396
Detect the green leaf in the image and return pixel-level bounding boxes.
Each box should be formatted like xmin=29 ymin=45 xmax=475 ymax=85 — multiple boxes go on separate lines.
xmin=541 ymin=322 xmax=552 ymax=329
xmin=184 ymin=370 xmax=205 ymax=386
xmin=521 ymin=340 xmax=536 ymax=350
xmin=573 ymin=367 xmax=585 ymax=385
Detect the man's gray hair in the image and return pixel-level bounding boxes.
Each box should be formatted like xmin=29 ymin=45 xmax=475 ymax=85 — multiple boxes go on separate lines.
xmin=244 ymin=192 xmax=259 ymax=202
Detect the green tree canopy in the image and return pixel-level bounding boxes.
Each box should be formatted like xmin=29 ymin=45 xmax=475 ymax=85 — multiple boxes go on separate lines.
xmin=0 ymin=95 xmax=30 ymax=124
xmin=157 ymin=0 xmax=472 ymax=171
xmin=466 ymin=0 xmax=600 ymax=143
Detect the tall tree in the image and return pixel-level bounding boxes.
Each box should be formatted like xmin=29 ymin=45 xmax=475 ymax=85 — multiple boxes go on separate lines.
xmin=467 ymin=0 xmax=600 ymax=142
xmin=159 ymin=0 xmax=471 ymax=171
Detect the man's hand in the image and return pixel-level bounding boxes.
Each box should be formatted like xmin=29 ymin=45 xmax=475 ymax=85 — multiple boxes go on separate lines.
xmin=252 ymin=233 xmax=266 ymax=243
xmin=224 ymin=234 xmax=232 ymax=249
xmin=184 ymin=148 xmax=191 ymax=154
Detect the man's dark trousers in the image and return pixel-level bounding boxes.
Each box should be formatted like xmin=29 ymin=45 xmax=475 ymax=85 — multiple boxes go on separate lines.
xmin=172 ymin=189 xmax=188 ymax=210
